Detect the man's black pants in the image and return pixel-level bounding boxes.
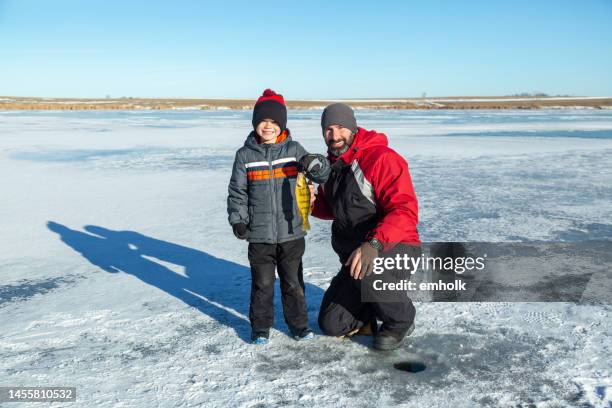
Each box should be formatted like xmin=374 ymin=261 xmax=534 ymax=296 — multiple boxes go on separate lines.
xmin=318 ymin=244 xmax=419 ymax=336
xmin=248 ymin=237 xmax=308 ymax=332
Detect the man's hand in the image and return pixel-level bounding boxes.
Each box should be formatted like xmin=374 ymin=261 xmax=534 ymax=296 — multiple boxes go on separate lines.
xmin=308 ymin=182 xmax=315 ymax=208
xmin=232 ymin=223 xmax=249 ymax=240
xmin=345 ymin=242 xmax=379 ymax=280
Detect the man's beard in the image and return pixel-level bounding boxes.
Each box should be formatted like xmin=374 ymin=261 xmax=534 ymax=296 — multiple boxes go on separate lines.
xmin=327 ymin=141 xmax=350 ymax=157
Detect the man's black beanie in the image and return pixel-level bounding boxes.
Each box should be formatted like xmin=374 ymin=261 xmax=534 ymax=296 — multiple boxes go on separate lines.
xmin=321 ymin=103 xmax=358 ymax=134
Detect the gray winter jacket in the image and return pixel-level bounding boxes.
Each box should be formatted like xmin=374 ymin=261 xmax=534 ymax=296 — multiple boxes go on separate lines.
xmin=227 ymin=130 xmax=309 ymax=244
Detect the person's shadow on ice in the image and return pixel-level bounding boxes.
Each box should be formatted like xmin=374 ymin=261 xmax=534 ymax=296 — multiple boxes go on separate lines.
xmin=47 ymin=221 xmax=323 ymax=343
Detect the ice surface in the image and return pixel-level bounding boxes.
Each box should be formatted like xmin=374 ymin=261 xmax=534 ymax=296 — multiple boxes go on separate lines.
xmin=1 ymin=109 xmax=611 ymax=407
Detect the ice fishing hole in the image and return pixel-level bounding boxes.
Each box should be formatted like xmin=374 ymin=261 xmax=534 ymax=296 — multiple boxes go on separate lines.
xmin=394 ymin=361 xmax=426 ymax=373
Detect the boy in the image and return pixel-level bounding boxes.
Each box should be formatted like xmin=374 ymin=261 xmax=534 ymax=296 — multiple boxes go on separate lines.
xmin=227 ymin=89 xmax=328 ymax=344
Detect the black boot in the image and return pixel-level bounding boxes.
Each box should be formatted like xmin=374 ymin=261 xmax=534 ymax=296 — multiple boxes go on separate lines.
xmin=290 ymin=327 xmax=314 ymax=341
xmin=355 ymin=317 xmax=379 ymax=337
xmin=373 ymin=322 xmax=415 ymax=351
xmin=251 ymin=329 xmax=270 ymax=345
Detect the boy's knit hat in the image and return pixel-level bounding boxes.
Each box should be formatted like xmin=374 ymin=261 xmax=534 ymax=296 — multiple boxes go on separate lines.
xmin=252 ymin=89 xmax=287 ymax=132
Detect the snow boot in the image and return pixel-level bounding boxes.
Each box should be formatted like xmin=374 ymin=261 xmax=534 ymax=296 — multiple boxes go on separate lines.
xmin=291 ymin=327 xmax=314 ymax=341
xmin=373 ymin=322 xmax=415 ymax=351
xmin=251 ymin=329 xmax=270 ymax=345
xmin=357 ymin=318 xmax=379 ymax=336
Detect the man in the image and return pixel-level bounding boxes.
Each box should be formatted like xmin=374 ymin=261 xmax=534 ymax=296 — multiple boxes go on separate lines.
xmin=311 ymin=103 xmax=421 ymax=350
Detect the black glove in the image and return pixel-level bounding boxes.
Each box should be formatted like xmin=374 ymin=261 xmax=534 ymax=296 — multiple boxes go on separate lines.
xmin=298 ymin=154 xmax=331 ymax=184
xmin=232 ymin=223 xmax=249 ymax=240
xmin=359 ymin=242 xmax=379 ymax=279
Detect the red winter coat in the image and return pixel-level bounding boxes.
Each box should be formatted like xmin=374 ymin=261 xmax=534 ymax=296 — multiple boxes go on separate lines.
xmin=312 ymin=127 xmax=420 ymax=261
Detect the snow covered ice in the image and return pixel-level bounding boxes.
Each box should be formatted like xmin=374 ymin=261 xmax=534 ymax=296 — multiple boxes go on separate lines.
xmin=1 ymin=109 xmax=611 ymax=407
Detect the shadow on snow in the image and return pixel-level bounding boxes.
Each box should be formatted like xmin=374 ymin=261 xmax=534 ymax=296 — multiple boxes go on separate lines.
xmin=47 ymin=221 xmax=325 ymax=343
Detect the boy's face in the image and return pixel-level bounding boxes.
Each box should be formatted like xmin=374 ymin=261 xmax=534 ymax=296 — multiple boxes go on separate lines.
xmin=324 ymin=124 xmax=354 ymax=156
xmin=256 ymin=119 xmax=281 ymax=144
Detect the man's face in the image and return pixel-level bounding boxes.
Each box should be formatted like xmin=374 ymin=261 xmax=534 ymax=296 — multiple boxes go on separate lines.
xmin=324 ymin=124 xmax=354 ymax=156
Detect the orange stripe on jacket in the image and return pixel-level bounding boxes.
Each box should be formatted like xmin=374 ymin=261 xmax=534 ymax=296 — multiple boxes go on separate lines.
xmin=247 ymin=166 xmax=298 ymax=181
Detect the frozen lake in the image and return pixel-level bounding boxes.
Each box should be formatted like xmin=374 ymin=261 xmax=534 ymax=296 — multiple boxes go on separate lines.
xmin=1 ymin=109 xmax=611 ymax=407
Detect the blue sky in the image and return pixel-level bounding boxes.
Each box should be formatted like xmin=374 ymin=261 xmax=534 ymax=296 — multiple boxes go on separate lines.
xmin=1 ymin=0 xmax=611 ymax=98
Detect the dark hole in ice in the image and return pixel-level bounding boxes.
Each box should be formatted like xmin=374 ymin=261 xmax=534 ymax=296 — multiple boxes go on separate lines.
xmin=394 ymin=361 xmax=426 ymax=373
xmin=595 ymin=386 xmax=606 ymax=400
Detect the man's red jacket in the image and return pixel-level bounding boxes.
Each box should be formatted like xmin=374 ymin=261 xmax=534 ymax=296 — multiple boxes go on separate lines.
xmin=312 ymin=127 xmax=420 ymax=255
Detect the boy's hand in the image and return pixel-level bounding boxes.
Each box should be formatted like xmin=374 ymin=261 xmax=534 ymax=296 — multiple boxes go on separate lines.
xmin=232 ymin=223 xmax=249 ymax=240
xmin=298 ymin=154 xmax=320 ymax=172
xmin=299 ymin=154 xmax=330 ymax=184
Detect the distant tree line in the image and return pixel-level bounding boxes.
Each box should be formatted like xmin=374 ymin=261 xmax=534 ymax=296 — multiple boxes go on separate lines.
xmin=508 ymin=92 xmax=573 ymax=98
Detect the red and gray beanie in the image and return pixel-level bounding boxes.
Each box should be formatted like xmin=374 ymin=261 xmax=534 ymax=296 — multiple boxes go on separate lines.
xmin=252 ymin=89 xmax=287 ymax=131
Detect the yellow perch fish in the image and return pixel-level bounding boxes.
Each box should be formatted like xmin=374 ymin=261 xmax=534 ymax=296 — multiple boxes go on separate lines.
xmin=295 ymin=172 xmax=311 ymax=231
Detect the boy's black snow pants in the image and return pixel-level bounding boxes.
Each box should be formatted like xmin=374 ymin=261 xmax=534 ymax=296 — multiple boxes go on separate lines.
xmin=248 ymin=237 xmax=308 ymax=332
xmin=318 ymin=244 xmax=420 ymax=337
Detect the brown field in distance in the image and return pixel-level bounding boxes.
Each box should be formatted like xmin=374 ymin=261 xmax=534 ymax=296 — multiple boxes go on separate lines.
xmin=1 ymin=96 xmax=611 ymax=110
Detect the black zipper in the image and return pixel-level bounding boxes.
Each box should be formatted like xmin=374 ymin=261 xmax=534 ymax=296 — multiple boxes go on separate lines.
xmin=265 ymin=145 xmax=277 ymax=240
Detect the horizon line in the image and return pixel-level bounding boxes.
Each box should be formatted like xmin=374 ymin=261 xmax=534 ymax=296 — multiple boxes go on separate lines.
xmin=2 ymin=95 xmax=610 ymax=101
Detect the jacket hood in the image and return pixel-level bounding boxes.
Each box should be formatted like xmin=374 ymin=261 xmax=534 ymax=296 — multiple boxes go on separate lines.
xmin=329 ymin=127 xmax=388 ymax=164
xmin=244 ymin=129 xmax=292 ymax=151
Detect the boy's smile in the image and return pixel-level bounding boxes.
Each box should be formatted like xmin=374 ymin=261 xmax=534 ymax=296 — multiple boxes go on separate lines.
xmin=256 ymin=119 xmax=281 ymax=144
